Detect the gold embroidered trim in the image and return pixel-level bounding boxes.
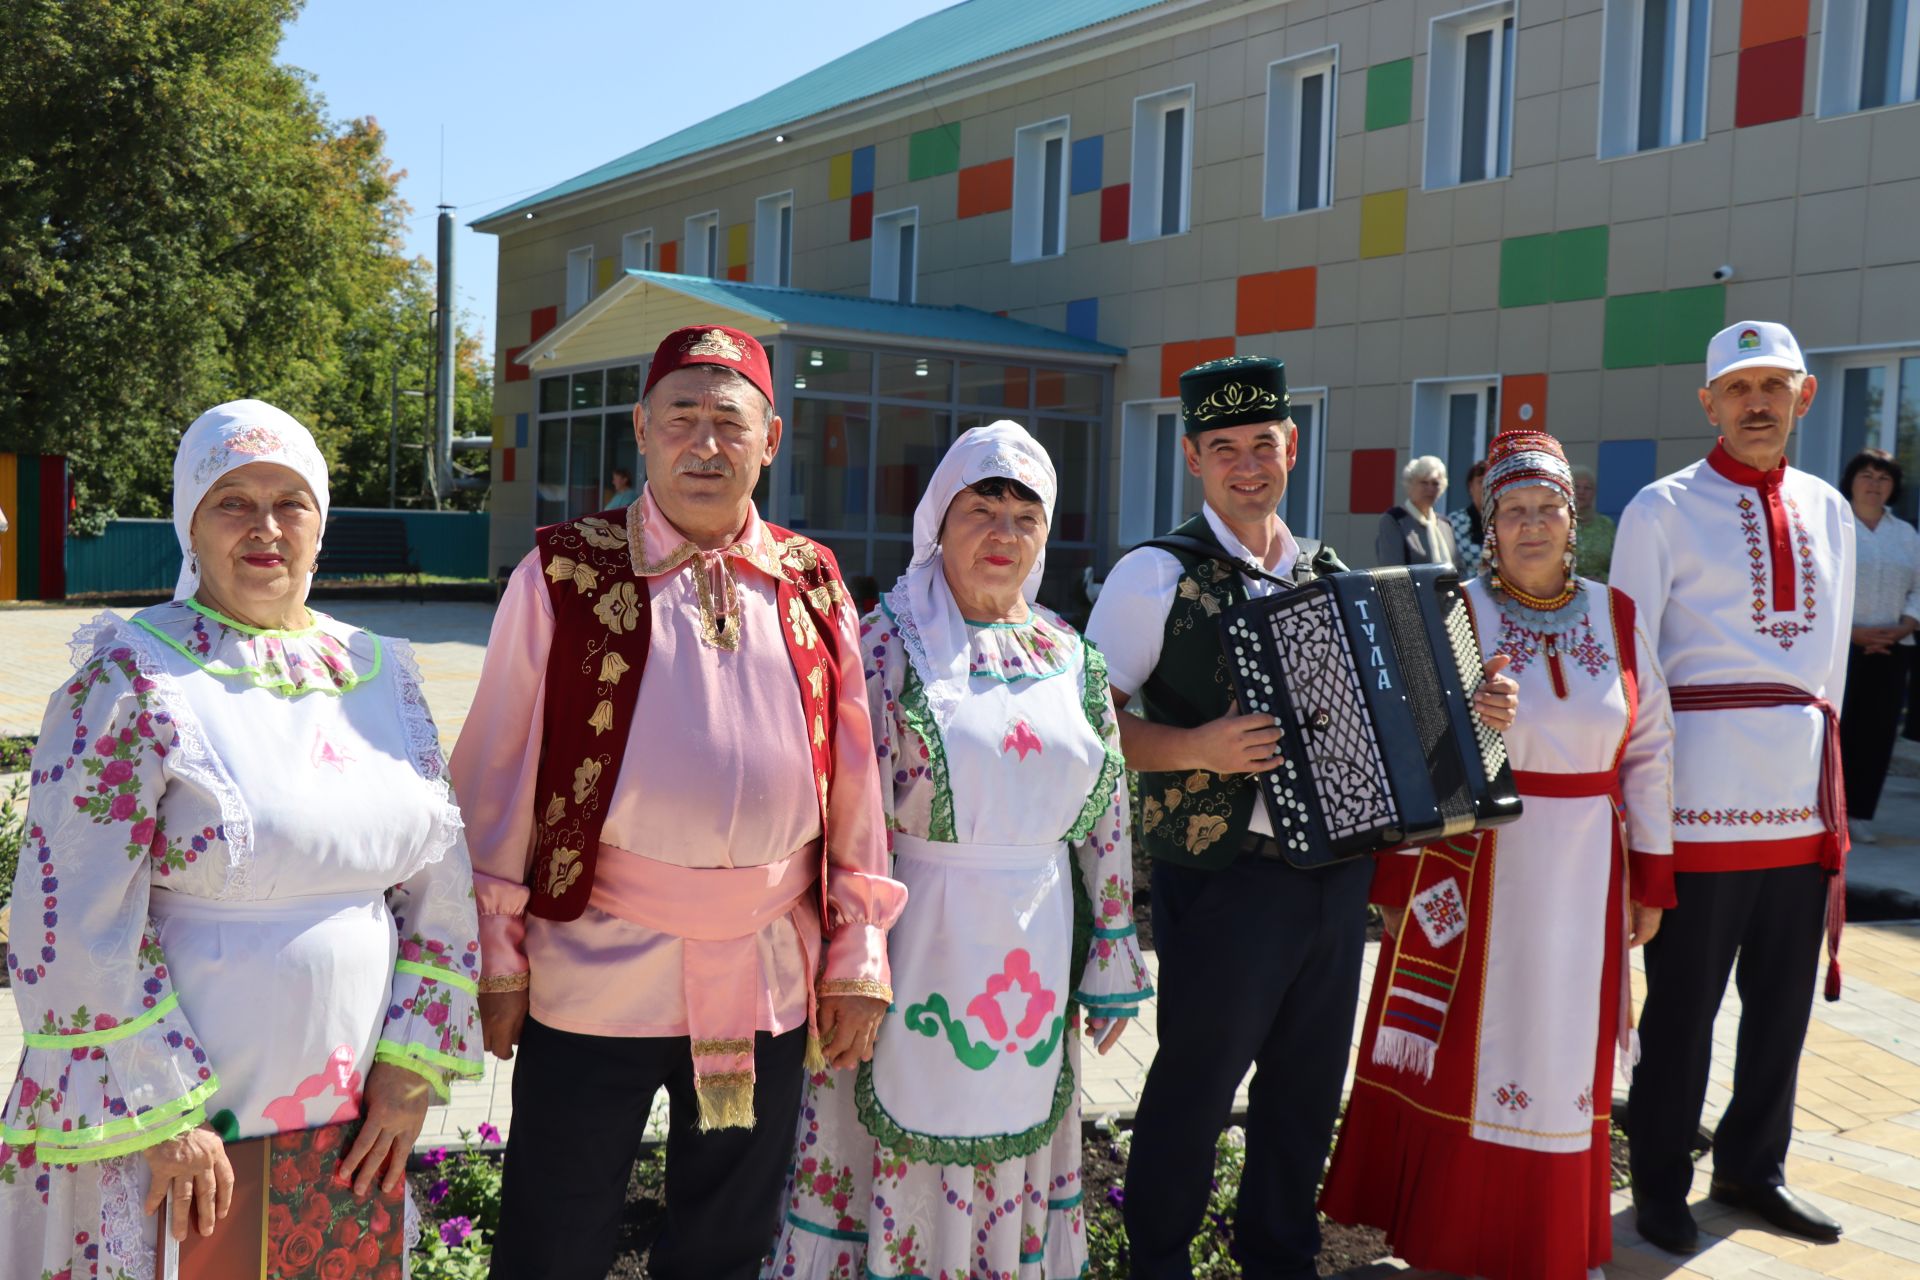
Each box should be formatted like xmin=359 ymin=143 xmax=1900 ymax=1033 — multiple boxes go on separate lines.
xmin=819 ymin=978 xmax=893 ymax=1002
xmin=477 ymin=972 xmax=530 ymax=994
xmin=686 ymin=327 xmax=746 ymax=360
xmin=1188 ymin=381 xmax=1285 ymax=423
xmin=691 ymin=1037 xmax=755 ymax=1057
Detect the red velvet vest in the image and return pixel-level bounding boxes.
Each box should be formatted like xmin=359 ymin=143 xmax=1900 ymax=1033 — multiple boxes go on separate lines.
xmin=525 ymin=508 xmax=848 ymax=922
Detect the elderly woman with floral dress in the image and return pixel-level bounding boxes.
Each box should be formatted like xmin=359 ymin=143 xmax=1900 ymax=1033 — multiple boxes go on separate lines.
xmin=0 ymin=401 xmax=484 ymax=1277
xmin=762 ymin=421 xmax=1152 ymax=1279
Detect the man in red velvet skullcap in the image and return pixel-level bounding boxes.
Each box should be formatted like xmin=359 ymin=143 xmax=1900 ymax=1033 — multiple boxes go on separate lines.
xmin=451 ymin=325 xmax=906 ymax=1278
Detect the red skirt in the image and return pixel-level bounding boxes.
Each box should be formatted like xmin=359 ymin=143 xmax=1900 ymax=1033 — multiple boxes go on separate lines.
xmin=1319 ymin=838 xmax=1625 ymax=1280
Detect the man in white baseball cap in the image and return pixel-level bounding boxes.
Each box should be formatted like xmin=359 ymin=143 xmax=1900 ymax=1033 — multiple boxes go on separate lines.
xmin=1612 ymin=321 xmax=1855 ymax=1252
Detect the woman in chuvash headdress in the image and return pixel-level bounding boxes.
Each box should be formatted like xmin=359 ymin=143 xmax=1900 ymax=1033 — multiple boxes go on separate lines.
xmin=1320 ymin=426 xmax=1677 ymax=1280
xmin=761 ymin=421 xmax=1152 ymax=1279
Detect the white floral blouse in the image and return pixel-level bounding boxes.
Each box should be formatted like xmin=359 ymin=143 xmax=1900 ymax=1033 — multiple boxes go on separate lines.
xmin=1 ymin=601 xmax=484 ymax=1280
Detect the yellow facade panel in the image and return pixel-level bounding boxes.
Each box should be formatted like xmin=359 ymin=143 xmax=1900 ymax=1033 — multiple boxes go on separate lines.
xmin=1360 ymin=190 xmax=1408 ymax=259
xmin=596 ymin=257 xmax=616 ymax=291
xmin=828 ymin=152 xmax=853 ymax=201
xmin=728 ymin=223 xmax=751 ymax=269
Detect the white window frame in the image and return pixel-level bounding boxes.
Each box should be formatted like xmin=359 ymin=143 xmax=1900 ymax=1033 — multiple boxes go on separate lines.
xmin=1799 ymin=343 xmax=1920 ymax=491
xmin=1424 ymin=2 xmax=1517 ymax=191
xmin=1598 ymin=0 xmax=1712 ymax=157
xmin=684 ymin=210 xmax=720 ymax=278
xmin=1411 ymin=376 xmax=1501 ymax=512
xmin=620 ymin=229 xmax=653 ymax=273
xmin=1118 ymin=399 xmax=1190 ymax=547
xmin=1264 ymin=48 xmax=1340 ymax=218
xmin=1280 ymin=389 xmax=1329 ymax=539
xmin=754 ymin=191 xmax=794 ymax=287
xmin=871 ymin=207 xmax=919 ymax=303
xmin=1816 ymin=0 xmax=1920 ymax=116
xmin=564 ymin=245 xmax=593 ymax=317
xmin=1130 ymin=85 xmax=1195 ymax=241
xmin=1012 ymin=117 xmax=1072 ymax=263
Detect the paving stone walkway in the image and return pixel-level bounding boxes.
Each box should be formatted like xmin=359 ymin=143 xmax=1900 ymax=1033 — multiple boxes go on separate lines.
xmin=6 ymin=599 xmax=1920 ymax=1276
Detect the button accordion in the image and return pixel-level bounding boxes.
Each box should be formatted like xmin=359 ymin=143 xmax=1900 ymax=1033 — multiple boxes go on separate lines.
xmin=1220 ymin=564 xmax=1522 ymax=868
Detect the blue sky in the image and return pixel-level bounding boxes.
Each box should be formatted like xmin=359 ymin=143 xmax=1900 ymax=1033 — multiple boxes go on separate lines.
xmin=280 ymin=0 xmax=955 ymax=355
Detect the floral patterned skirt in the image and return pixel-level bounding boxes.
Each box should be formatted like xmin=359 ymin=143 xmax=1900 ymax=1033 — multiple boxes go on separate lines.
xmin=762 ymin=1030 xmax=1089 ymax=1280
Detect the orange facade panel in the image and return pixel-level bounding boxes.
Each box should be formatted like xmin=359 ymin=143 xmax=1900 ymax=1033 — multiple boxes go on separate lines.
xmin=957 ymin=158 xmax=1015 ymax=218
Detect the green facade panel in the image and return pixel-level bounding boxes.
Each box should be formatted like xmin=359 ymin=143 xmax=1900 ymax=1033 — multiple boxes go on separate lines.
xmin=908 ymin=124 xmax=962 ymax=180
xmin=1365 ymin=59 xmax=1413 ymax=131
xmin=1659 ymin=286 xmax=1727 ymax=365
xmin=1500 ymin=234 xmax=1555 ymax=308
xmin=1604 ymin=293 xmax=1667 ymax=368
xmin=1552 ymin=226 xmax=1609 ymax=302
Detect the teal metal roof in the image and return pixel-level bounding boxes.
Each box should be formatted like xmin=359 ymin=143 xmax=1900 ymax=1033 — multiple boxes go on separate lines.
xmin=477 ymin=0 xmax=1166 ymax=225
xmin=615 ymin=271 xmax=1123 ymax=357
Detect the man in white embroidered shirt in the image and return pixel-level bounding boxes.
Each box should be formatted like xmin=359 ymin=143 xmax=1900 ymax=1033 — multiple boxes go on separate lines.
xmin=1613 ymin=321 xmax=1856 ymax=1253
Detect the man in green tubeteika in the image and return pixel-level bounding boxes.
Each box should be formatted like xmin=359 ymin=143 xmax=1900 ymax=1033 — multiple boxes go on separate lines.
xmin=1085 ymin=355 xmax=1519 ymax=1279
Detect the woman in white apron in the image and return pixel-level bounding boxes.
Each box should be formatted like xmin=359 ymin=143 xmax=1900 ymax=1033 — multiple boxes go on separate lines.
xmin=1 ymin=402 xmax=484 ymax=1278
xmin=764 ymin=422 xmax=1152 ymax=1279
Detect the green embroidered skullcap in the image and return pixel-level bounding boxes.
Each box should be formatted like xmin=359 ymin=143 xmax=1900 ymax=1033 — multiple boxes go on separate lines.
xmin=1178 ymin=355 xmax=1291 ymax=434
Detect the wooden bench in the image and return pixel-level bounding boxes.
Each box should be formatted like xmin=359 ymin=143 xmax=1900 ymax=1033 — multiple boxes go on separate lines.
xmin=318 ymin=515 xmax=422 ymax=595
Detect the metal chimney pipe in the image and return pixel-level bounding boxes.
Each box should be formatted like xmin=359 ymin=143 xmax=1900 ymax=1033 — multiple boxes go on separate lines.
xmin=434 ymin=206 xmax=457 ymax=503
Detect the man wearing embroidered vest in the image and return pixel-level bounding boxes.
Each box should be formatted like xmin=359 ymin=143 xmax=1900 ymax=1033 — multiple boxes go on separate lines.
xmin=1615 ymin=321 xmax=1855 ymax=1253
xmin=449 ymin=325 xmax=907 ymax=1279
xmin=1086 ymin=356 xmax=1519 ymax=1279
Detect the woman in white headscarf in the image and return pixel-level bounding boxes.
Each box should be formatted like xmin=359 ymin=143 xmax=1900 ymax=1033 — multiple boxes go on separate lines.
xmin=1 ymin=401 xmax=483 ymax=1276
xmin=763 ymin=422 xmax=1152 ymax=1279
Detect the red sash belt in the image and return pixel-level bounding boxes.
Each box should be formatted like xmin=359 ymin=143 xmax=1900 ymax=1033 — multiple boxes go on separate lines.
xmin=1669 ymin=682 xmax=1848 ymax=1000
xmin=1512 ymin=769 xmax=1619 ymax=800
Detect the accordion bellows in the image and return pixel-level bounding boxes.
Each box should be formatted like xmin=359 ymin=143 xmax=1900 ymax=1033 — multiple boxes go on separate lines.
xmin=1221 ymin=565 xmax=1522 ymax=868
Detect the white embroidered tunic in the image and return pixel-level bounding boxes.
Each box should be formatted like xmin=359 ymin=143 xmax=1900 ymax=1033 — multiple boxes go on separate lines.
xmin=1 ymin=602 xmax=484 ymax=1280
xmin=1610 ymin=445 xmax=1855 ymax=869
xmin=764 ymin=605 xmax=1151 ymax=1280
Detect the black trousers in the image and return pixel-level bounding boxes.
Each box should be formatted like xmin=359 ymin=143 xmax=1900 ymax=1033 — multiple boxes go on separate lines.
xmin=1906 ymin=640 xmax=1920 ymax=741
xmin=1123 ymin=853 xmax=1372 ymax=1280
xmin=489 ymin=1019 xmax=807 ymax=1280
xmin=1627 ymin=864 xmax=1826 ymax=1206
xmin=1845 ymin=644 xmax=1914 ymax=818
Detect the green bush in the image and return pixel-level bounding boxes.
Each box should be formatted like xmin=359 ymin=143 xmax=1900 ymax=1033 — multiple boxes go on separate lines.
xmin=0 ymin=776 xmax=26 ymax=914
xmin=411 ymin=1228 xmax=490 ymax=1280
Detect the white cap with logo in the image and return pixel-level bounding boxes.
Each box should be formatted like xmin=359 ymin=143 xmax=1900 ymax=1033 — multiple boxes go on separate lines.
xmin=1706 ymin=320 xmax=1807 ymax=384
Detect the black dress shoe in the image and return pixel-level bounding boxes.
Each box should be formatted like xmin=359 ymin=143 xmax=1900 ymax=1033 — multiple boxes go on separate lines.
xmin=1633 ymin=1196 xmax=1700 ymax=1253
xmin=1708 ymin=1178 xmax=1843 ymax=1242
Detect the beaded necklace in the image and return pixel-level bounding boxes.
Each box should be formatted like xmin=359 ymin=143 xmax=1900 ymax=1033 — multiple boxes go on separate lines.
xmin=1487 ymin=572 xmax=1589 ymax=638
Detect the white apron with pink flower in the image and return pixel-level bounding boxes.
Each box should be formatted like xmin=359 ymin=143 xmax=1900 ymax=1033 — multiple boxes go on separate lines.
xmin=1 ymin=602 xmax=484 ymax=1280
xmin=765 ymin=606 xmax=1153 ymax=1280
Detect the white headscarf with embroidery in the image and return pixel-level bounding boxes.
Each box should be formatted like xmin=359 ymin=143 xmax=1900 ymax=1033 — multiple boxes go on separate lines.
xmin=885 ymin=420 xmax=1058 ymax=733
xmin=172 ymin=399 xmax=330 ymax=601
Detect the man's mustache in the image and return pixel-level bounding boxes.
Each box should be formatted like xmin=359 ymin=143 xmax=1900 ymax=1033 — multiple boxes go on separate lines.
xmin=676 ymin=456 xmax=732 ymax=476
xmin=1739 ymin=415 xmax=1779 ymax=428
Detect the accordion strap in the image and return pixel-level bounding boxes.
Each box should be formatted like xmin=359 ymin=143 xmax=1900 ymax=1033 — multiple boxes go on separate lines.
xmin=1136 ymin=533 xmax=1311 ymax=587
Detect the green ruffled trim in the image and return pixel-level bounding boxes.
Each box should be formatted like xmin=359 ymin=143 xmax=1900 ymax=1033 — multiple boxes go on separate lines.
xmin=372 ymin=1045 xmax=454 ymax=1101
xmin=1064 ymin=645 xmax=1124 ymax=844
xmin=373 ymin=1040 xmax=484 ymax=1103
xmin=785 ymin=1210 xmax=867 ymax=1243
xmin=394 ymin=958 xmax=479 ymax=996
xmin=23 ymin=994 xmax=180 ymax=1048
xmin=133 ymin=604 xmax=381 ymax=697
xmin=1073 ymin=989 xmax=1150 ymax=1006
xmin=896 ymin=664 xmax=956 ymax=844
xmin=853 ymin=1054 xmax=1074 ymax=1166
xmin=8 ymin=1077 xmax=223 ymax=1163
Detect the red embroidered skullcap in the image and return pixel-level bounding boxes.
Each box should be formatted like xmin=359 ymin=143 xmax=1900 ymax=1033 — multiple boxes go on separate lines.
xmin=642 ymin=325 xmax=775 ymax=406
xmin=1482 ymin=427 xmax=1575 ymax=514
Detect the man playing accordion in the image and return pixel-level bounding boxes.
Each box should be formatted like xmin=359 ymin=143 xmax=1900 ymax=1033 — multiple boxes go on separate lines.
xmin=1085 ymin=355 xmax=1519 ymax=1279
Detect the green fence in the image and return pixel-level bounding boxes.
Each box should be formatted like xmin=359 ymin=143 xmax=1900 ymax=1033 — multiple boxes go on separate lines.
xmin=64 ymin=509 xmax=490 ymax=596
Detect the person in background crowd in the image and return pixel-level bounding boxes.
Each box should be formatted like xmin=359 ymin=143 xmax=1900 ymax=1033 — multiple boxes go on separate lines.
xmin=1322 ymin=426 xmax=1673 ymax=1280
xmin=1838 ymin=448 xmax=1920 ymax=845
xmin=1573 ymin=465 xmax=1616 ymax=582
xmin=1376 ymin=455 xmax=1458 ymax=568
xmin=1446 ymin=459 xmax=1488 ymax=570
xmin=1614 ymin=321 xmax=1854 ymax=1253
xmin=605 ymin=465 xmax=639 ymax=509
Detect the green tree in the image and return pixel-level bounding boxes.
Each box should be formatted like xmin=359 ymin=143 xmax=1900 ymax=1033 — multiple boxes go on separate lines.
xmin=0 ymin=0 xmax=490 ymax=522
